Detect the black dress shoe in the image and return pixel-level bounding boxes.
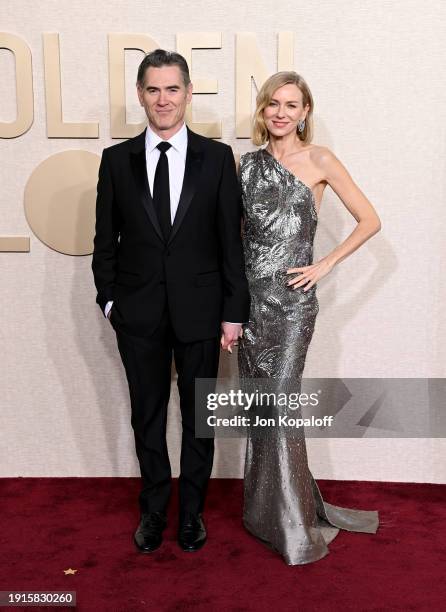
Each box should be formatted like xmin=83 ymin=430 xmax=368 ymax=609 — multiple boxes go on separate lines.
xmin=134 ymin=512 xmax=167 ymax=553
xmin=178 ymin=513 xmax=207 ymax=552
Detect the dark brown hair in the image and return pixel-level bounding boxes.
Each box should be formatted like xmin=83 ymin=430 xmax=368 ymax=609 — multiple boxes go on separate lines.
xmin=137 ymin=49 xmax=191 ymax=88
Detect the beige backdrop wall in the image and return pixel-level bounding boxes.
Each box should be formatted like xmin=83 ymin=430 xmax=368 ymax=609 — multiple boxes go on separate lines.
xmin=1 ymin=0 xmax=445 ymax=482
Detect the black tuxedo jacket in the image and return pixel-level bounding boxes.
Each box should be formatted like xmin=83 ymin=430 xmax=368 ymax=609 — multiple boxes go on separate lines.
xmin=92 ymin=127 xmax=250 ymax=342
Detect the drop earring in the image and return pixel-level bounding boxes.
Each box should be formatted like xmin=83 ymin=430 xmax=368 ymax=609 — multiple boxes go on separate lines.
xmin=298 ymin=119 xmax=305 ymax=133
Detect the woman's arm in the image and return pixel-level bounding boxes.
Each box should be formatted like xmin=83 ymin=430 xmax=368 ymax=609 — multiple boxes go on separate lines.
xmin=287 ymin=147 xmax=381 ymax=291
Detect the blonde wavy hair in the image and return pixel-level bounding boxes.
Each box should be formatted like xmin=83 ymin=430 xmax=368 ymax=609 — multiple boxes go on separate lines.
xmin=252 ymin=71 xmax=314 ymax=146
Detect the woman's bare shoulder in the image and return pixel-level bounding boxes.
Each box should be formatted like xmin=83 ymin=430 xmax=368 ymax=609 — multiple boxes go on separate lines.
xmin=308 ymin=144 xmax=337 ymax=166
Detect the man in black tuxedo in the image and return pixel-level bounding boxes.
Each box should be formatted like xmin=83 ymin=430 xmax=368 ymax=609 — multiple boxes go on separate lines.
xmin=92 ymin=49 xmax=250 ymax=553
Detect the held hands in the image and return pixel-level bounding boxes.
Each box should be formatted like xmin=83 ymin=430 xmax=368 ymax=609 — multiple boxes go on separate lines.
xmin=286 ymin=258 xmax=334 ymax=291
xmin=220 ymin=322 xmax=243 ymax=353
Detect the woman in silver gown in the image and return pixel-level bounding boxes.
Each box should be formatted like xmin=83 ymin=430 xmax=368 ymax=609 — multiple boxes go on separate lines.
xmin=238 ymin=71 xmax=381 ymax=565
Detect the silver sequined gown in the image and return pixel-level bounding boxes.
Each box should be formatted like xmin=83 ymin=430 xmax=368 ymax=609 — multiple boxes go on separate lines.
xmin=238 ymin=149 xmax=379 ymax=565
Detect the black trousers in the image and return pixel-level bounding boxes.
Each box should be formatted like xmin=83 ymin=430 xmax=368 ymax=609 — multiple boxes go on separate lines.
xmin=115 ymin=308 xmax=220 ymax=517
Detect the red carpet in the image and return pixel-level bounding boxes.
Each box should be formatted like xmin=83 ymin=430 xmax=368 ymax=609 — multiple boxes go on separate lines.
xmin=1 ymin=478 xmax=444 ymax=611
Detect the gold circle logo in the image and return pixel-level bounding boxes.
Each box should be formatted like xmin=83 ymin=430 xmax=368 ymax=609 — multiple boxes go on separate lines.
xmin=24 ymin=150 xmax=100 ymax=255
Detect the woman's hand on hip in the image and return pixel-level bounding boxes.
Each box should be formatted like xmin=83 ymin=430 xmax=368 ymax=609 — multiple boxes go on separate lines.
xmin=286 ymin=258 xmax=334 ymax=291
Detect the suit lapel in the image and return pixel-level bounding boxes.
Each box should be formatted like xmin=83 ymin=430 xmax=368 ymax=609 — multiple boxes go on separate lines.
xmin=129 ymin=128 xmax=164 ymax=242
xmin=129 ymin=126 xmax=204 ymax=245
xmin=168 ymin=128 xmax=204 ymax=245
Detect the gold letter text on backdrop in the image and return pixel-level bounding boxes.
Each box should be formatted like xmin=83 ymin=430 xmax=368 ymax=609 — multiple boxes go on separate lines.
xmin=43 ymin=33 xmax=99 ymax=138
xmin=236 ymin=32 xmax=293 ymax=137
xmin=176 ymin=32 xmax=222 ymax=138
xmin=0 ymin=32 xmax=33 ymax=138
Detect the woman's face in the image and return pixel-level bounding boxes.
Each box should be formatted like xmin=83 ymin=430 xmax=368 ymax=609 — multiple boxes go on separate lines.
xmin=263 ymin=83 xmax=309 ymax=139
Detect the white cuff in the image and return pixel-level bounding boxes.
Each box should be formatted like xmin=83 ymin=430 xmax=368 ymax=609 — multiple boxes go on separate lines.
xmin=104 ymin=300 xmax=113 ymax=318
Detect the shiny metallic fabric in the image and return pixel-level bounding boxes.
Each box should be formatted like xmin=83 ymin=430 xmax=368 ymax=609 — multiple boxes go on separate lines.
xmin=238 ymin=148 xmax=379 ymax=565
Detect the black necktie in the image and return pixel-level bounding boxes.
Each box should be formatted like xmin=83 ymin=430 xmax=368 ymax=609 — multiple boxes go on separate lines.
xmin=153 ymin=141 xmax=172 ymax=241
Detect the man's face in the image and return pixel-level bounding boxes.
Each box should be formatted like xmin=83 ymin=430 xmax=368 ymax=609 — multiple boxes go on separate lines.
xmin=137 ymin=65 xmax=192 ymax=137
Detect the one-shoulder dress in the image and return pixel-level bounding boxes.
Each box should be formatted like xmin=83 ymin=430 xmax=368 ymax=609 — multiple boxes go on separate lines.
xmin=238 ymin=148 xmax=379 ymax=565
